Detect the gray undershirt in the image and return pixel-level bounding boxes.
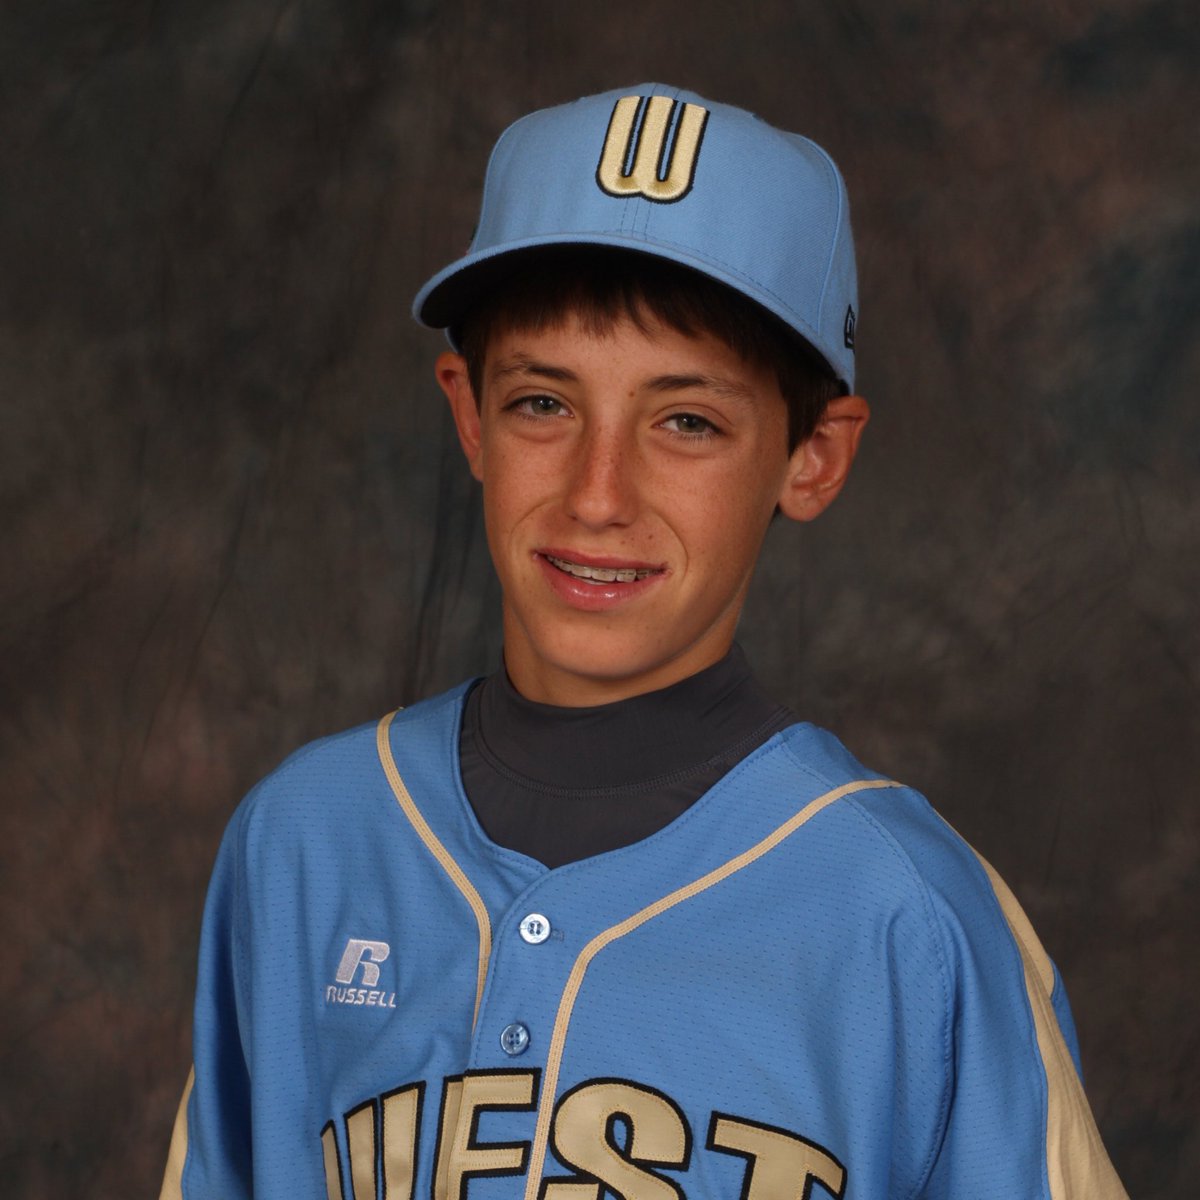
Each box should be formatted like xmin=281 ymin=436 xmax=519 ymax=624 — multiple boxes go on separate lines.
xmin=458 ymin=643 xmax=795 ymax=869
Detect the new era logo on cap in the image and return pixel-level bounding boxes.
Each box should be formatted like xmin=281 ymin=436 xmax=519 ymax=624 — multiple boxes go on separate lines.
xmin=413 ymin=84 xmax=859 ymax=390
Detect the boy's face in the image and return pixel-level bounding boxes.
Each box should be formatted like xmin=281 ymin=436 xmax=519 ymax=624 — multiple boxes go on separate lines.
xmin=438 ymin=311 xmax=866 ymax=706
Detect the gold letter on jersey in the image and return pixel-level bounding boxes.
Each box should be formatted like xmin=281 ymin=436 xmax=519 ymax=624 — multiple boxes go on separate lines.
xmin=596 ymin=95 xmax=708 ymax=203
xmin=708 ymin=1113 xmax=846 ymax=1200
xmin=346 ymin=1100 xmax=378 ymax=1200
xmin=542 ymin=1080 xmax=690 ymax=1200
xmin=322 ymin=1120 xmax=345 ymax=1200
xmin=382 ymin=1083 xmax=423 ymax=1200
xmin=434 ymin=1071 xmax=538 ymax=1200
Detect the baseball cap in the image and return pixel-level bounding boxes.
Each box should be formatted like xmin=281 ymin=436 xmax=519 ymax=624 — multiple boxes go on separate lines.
xmin=413 ymin=84 xmax=858 ymax=390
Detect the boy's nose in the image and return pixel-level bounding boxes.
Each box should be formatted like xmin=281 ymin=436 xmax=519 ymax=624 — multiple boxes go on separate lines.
xmin=563 ymin=432 xmax=639 ymax=529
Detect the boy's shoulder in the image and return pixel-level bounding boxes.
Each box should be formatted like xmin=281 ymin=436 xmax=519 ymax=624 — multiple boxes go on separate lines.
xmin=226 ymin=681 xmax=475 ymax=836
xmin=772 ymin=719 xmax=982 ymax=879
xmin=771 ymin=723 xmax=1049 ymax=980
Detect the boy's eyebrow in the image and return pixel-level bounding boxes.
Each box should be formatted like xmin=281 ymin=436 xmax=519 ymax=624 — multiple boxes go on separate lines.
xmin=645 ymin=373 xmax=757 ymax=403
xmin=491 ymin=357 xmax=757 ymax=403
xmin=491 ymin=354 xmax=579 ymax=384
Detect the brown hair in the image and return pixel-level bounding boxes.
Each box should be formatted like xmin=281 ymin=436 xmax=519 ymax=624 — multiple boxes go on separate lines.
xmin=455 ymin=248 xmax=844 ymax=451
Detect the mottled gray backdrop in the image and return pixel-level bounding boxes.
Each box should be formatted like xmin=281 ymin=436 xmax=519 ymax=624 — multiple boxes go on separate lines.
xmin=1 ymin=1 xmax=1196 ymax=1195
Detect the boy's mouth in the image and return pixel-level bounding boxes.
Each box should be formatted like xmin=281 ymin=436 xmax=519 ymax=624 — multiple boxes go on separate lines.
xmin=543 ymin=554 xmax=661 ymax=584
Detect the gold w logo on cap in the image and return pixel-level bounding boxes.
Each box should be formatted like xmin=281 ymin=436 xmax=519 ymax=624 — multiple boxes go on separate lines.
xmin=596 ymin=95 xmax=709 ymax=203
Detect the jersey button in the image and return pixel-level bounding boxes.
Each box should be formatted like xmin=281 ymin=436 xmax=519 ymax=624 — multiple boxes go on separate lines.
xmin=518 ymin=913 xmax=551 ymax=944
xmin=499 ymin=1022 xmax=531 ymax=1056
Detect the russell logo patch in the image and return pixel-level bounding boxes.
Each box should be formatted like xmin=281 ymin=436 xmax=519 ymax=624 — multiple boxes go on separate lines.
xmin=326 ymin=937 xmax=397 ymax=1009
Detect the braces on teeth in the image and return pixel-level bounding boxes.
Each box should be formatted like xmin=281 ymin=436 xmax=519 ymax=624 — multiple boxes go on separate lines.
xmin=546 ymin=555 xmax=657 ymax=583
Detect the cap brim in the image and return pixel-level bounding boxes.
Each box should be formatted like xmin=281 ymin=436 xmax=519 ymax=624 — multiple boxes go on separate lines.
xmin=413 ymin=235 xmax=844 ymax=386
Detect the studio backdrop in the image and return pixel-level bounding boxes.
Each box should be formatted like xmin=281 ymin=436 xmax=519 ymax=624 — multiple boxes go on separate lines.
xmin=1 ymin=2 xmax=1196 ymax=1196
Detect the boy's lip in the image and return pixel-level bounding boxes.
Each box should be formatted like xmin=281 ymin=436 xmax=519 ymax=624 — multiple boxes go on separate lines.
xmin=533 ymin=548 xmax=668 ymax=608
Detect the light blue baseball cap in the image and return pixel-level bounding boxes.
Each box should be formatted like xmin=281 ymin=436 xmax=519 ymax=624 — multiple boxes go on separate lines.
xmin=413 ymin=84 xmax=858 ymax=390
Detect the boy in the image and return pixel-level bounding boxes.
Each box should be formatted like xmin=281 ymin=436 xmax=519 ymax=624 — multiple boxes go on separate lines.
xmin=161 ymin=85 xmax=1127 ymax=1199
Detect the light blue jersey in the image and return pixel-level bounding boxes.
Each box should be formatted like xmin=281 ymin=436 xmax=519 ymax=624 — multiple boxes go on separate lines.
xmin=162 ymin=683 xmax=1125 ymax=1199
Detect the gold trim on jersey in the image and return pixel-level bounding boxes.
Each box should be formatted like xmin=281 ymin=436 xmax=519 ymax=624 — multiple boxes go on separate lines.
xmin=158 ymin=1066 xmax=194 ymax=1200
xmin=377 ymin=710 xmax=493 ymax=1029
xmin=520 ymin=776 xmax=900 ymax=1200
xmin=970 ymin=850 xmax=1129 ymax=1199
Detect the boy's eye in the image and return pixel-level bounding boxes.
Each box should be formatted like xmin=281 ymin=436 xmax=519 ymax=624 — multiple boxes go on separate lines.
xmin=661 ymin=412 xmax=719 ymax=437
xmin=510 ymin=394 xmax=567 ymax=418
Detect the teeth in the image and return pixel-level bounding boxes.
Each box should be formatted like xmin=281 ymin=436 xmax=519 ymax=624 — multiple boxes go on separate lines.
xmin=546 ymin=555 xmax=657 ymax=583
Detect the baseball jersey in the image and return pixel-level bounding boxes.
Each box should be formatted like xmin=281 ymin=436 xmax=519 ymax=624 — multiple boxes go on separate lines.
xmin=160 ymin=682 xmax=1127 ymax=1200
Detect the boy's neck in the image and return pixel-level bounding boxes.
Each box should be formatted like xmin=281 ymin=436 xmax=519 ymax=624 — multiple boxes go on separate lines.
xmin=501 ymin=617 xmax=743 ymax=708
xmin=479 ymin=641 xmax=792 ymax=787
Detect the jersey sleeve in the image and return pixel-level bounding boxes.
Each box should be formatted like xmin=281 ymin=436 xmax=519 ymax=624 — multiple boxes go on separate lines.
xmin=917 ymin=835 xmax=1127 ymax=1200
xmin=1050 ymin=959 xmax=1083 ymax=1077
xmin=159 ymin=803 xmax=253 ymax=1200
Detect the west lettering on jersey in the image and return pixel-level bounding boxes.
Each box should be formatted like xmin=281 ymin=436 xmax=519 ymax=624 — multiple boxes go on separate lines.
xmin=345 ymin=1099 xmax=378 ymax=1200
xmin=433 ymin=1071 xmax=539 ymax=1200
xmin=707 ymin=1112 xmax=846 ymax=1200
xmin=323 ymin=1073 xmax=845 ymax=1200
xmin=542 ymin=1078 xmax=691 ymax=1200
xmin=381 ymin=1082 xmax=424 ymax=1200
xmin=322 ymin=1119 xmax=345 ymax=1200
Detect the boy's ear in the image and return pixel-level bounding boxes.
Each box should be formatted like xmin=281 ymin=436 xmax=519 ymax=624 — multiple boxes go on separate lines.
xmin=435 ymin=351 xmax=484 ymax=481
xmin=776 ymin=395 xmax=870 ymax=522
